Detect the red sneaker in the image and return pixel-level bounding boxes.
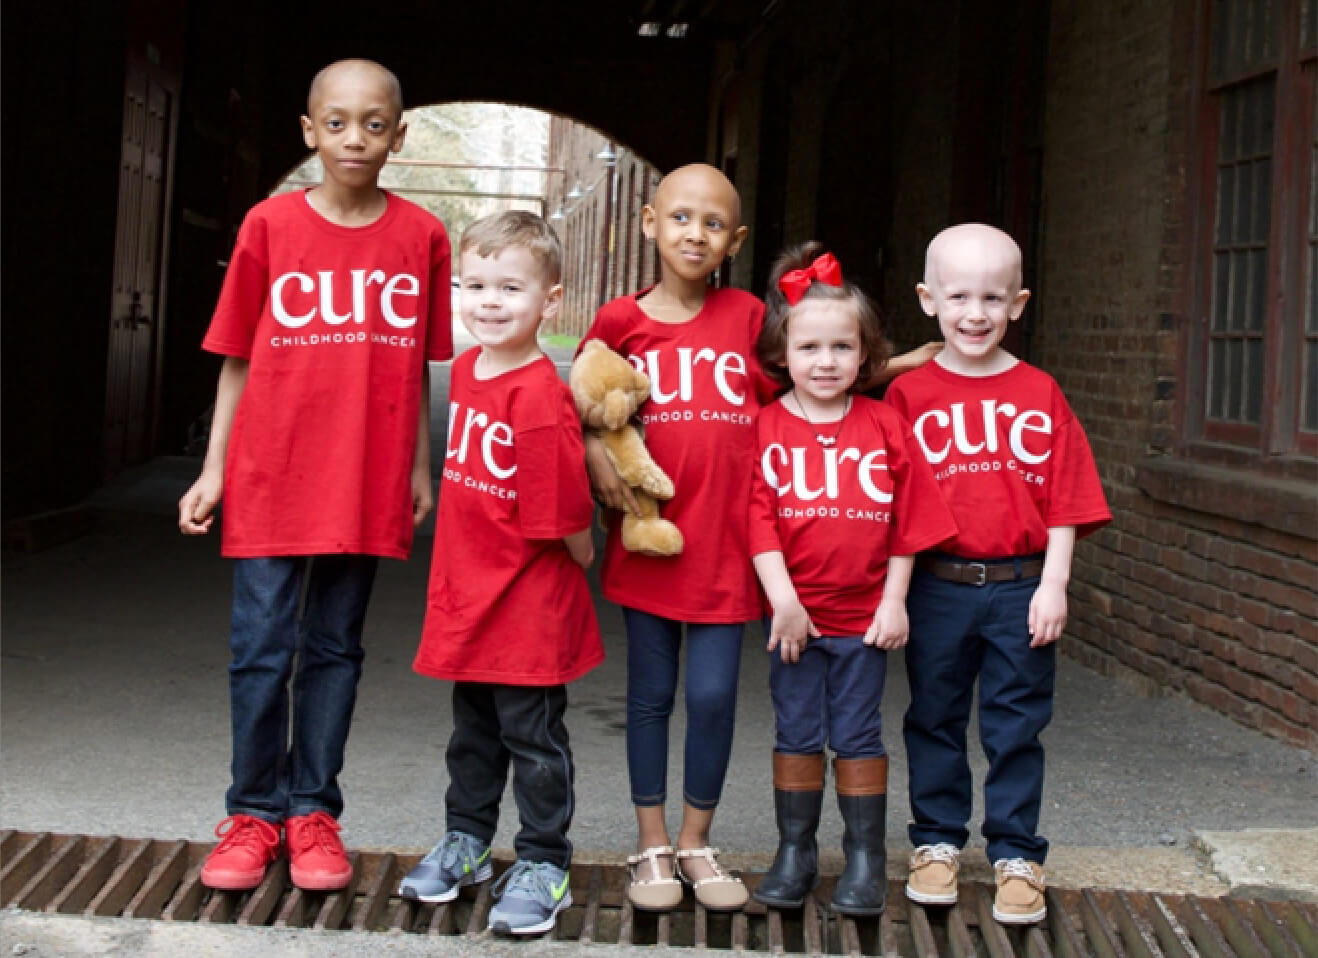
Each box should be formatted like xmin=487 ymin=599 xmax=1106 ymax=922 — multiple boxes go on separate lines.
xmin=200 ymin=814 xmax=283 ymax=891
xmin=286 ymin=811 xmax=352 ymax=890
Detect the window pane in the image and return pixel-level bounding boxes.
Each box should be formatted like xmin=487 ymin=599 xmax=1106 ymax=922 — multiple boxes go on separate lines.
xmin=1211 ymin=0 xmax=1281 ymax=82
xmin=1215 ymin=166 xmax=1236 ymax=245
xmin=1252 ymin=158 xmax=1272 ymax=244
xmin=1305 ymin=0 xmax=1316 ymax=48
xmin=1245 ymin=338 xmax=1264 ymax=422
xmin=1230 ymin=251 xmax=1249 ymax=329
xmin=1235 ymin=162 xmax=1254 ymax=242
xmin=1213 ymin=253 xmax=1232 ymax=330
xmin=1248 ymin=248 xmax=1268 ymax=330
xmin=1220 ymin=90 xmax=1239 ymax=161
xmin=1227 ymin=338 xmax=1245 ymax=419
xmin=1209 ymin=340 xmax=1228 ymax=418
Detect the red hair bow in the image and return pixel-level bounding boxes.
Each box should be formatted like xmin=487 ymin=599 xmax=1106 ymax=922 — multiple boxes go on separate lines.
xmin=778 ymin=252 xmax=844 ymax=305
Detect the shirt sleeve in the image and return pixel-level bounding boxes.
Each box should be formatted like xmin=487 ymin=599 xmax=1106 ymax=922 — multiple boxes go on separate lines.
xmin=888 ymin=413 xmax=959 ymax=555
xmin=425 ymin=225 xmax=454 ymax=362
xmin=514 ymin=391 xmax=594 ymax=540
xmin=747 ymin=418 xmax=783 ymax=557
xmin=202 ymin=212 xmax=269 ymax=358
xmin=1044 ymin=389 xmax=1112 ymax=538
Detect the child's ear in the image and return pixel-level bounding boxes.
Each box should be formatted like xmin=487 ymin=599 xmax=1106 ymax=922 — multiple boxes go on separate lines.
xmin=641 ymin=204 xmax=657 ymax=240
xmin=390 ymin=120 xmax=408 ymax=154
xmin=1009 ymin=288 xmax=1031 ymax=320
xmin=915 ymin=282 xmax=938 ymax=318
xmin=727 ymin=224 xmax=749 ymax=258
xmin=541 ymin=284 xmax=564 ymax=323
xmin=300 ymin=115 xmax=316 ymax=151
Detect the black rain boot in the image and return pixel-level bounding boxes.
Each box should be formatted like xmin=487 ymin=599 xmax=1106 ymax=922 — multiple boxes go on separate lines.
xmin=753 ymin=752 xmax=825 ymax=908
xmin=831 ymin=756 xmax=888 ymax=917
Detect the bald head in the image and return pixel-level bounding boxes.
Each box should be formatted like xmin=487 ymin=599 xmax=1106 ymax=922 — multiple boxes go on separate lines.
xmin=307 ymin=59 xmax=403 ymax=120
xmin=653 ymin=163 xmax=743 ymax=226
xmin=924 ymin=223 xmax=1023 ymax=290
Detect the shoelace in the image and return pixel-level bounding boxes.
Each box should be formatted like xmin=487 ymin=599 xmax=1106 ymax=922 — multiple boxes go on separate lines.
xmin=996 ymin=858 xmax=1042 ymax=884
xmin=428 ymin=832 xmax=482 ymax=872
xmin=291 ymin=812 xmax=342 ymax=854
xmin=915 ymin=842 xmax=960 ymax=865
xmin=213 ymin=815 xmax=280 ymax=854
xmin=493 ymin=861 xmax=560 ymax=901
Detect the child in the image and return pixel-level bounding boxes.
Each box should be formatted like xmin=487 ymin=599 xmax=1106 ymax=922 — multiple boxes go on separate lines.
xmin=748 ymin=244 xmax=956 ymax=916
xmin=581 ymin=163 xmax=774 ymax=913
xmin=886 ymin=223 xmax=1111 ymax=925
xmin=177 ymin=59 xmax=453 ymax=892
xmin=403 ymin=211 xmax=602 ymax=937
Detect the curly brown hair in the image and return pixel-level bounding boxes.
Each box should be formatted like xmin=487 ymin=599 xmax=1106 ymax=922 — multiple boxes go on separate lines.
xmin=757 ymin=242 xmax=892 ymax=392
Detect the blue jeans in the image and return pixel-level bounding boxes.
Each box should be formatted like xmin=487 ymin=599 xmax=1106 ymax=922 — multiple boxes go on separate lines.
xmin=226 ymin=555 xmax=378 ymax=822
xmin=624 ymin=608 xmax=744 ymax=810
xmin=767 ymin=624 xmax=888 ymax=759
xmin=902 ymin=565 xmax=1055 ymax=863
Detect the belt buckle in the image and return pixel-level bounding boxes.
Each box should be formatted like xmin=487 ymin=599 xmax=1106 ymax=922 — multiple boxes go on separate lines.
xmin=966 ymin=562 xmax=988 ymax=586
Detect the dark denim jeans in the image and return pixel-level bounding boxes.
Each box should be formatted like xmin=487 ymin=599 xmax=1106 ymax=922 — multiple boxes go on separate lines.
xmin=225 ymin=555 xmax=378 ymax=823
xmin=623 ymin=608 xmax=744 ymax=810
xmin=902 ymin=565 xmax=1055 ymax=863
xmin=767 ymin=624 xmax=888 ymax=759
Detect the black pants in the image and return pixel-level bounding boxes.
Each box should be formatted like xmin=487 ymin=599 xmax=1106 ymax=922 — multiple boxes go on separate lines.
xmin=445 ymin=682 xmax=575 ymax=868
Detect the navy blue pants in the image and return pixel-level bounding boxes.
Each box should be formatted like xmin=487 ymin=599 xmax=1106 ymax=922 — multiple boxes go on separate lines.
xmin=902 ymin=564 xmax=1055 ymax=863
xmin=767 ymin=622 xmax=888 ymax=759
xmin=226 ymin=555 xmax=378 ymax=822
xmin=623 ymin=608 xmax=744 ymax=810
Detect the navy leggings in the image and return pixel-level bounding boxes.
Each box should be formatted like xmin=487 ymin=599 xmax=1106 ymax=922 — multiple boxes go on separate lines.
xmin=623 ymin=608 xmax=744 ymax=810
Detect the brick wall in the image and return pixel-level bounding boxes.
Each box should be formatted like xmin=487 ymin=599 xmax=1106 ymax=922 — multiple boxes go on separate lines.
xmin=1039 ymin=0 xmax=1318 ymax=749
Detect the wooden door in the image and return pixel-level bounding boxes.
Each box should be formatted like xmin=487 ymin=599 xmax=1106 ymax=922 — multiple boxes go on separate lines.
xmin=104 ymin=18 xmax=179 ymax=475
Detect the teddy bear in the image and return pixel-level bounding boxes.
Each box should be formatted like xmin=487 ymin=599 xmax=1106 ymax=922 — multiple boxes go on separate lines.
xmin=569 ymin=339 xmax=684 ymax=557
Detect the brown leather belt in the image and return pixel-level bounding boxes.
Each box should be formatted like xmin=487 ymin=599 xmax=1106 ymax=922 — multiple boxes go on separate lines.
xmin=918 ymin=556 xmax=1044 ymax=586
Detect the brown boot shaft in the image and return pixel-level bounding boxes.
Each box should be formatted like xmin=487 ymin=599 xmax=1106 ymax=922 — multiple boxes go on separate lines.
xmin=772 ymin=751 xmax=825 ymax=791
xmin=834 ymin=756 xmax=888 ymax=796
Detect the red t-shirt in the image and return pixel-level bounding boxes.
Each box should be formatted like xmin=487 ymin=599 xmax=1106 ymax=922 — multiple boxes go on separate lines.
xmin=413 ymin=350 xmax=603 ymax=686
xmin=581 ymin=286 xmax=777 ymax=623
xmin=885 ymin=360 xmax=1111 ymax=558
xmin=749 ymin=397 xmax=958 ymax=635
xmin=202 ymin=190 xmax=453 ymax=559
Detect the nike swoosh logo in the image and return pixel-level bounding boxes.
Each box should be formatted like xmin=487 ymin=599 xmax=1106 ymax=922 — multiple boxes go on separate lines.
xmin=552 ymin=873 xmax=570 ymax=900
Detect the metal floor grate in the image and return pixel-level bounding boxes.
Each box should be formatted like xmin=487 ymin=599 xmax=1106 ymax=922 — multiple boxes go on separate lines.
xmin=2 ymin=830 xmax=1316 ymax=956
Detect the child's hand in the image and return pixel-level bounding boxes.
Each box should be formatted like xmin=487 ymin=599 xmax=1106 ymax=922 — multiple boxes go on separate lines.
xmin=1028 ymin=580 xmax=1068 ymax=647
xmin=178 ymin=471 xmax=222 ymax=535
xmin=585 ymin=433 xmax=641 ymax=515
xmin=411 ymin=468 xmax=435 ymax=527
xmin=864 ymin=598 xmax=909 ymax=649
xmin=767 ymin=599 xmax=819 ymax=664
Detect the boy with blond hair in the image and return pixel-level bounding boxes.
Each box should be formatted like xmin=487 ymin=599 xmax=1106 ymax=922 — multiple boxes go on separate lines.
xmin=404 ymin=211 xmax=602 ymax=937
xmin=179 ymin=58 xmax=453 ymax=892
xmin=886 ymin=223 xmax=1110 ymax=925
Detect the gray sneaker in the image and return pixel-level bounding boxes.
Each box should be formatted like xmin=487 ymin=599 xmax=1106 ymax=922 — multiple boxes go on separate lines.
xmin=398 ymin=831 xmax=492 ymax=903
xmin=487 ymin=860 xmax=573 ymax=936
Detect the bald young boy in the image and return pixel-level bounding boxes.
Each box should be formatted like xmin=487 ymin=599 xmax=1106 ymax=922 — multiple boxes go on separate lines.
xmin=179 ymin=58 xmax=453 ymax=892
xmin=885 ymin=224 xmax=1110 ymax=925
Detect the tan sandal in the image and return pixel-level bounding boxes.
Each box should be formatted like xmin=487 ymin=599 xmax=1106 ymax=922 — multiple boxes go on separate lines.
xmin=626 ymin=845 xmax=683 ymax=911
xmin=675 ymin=846 xmax=748 ymax=911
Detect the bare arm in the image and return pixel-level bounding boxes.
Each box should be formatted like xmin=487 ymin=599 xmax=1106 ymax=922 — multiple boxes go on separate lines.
xmin=877 ymin=342 xmax=943 ymax=385
xmin=864 ymin=555 xmax=914 ymax=649
xmin=411 ymin=364 xmax=435 ymax=527
xmin=178 ymin=356 xmax=250 ymax=535
xmin=564 ymin=527 xmax=595 ymax=568
xmin=752 ymin=550 xmax=819 ymax=663
xmin=1029 ymin=526 xmax=1076 ymax=647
